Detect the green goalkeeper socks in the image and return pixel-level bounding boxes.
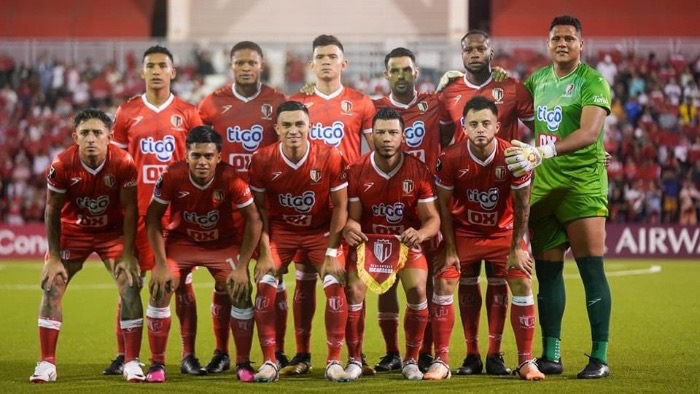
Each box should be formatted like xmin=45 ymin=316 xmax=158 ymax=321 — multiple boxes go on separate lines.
xmin=576 ymin=256 xmax=611 ymax=364
xmin=535 ymin=260 xmax=565 ymax=362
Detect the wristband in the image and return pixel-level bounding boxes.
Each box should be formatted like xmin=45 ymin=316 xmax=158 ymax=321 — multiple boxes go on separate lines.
xmin=325 ymin=248 xmax=339 ymax=257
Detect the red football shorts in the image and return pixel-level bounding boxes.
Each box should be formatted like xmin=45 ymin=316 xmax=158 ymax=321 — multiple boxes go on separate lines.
xmin=165 ymin=240 xmax=241 ymax=283
xmin=269 ymin=229 xmax=345 ymax=270
xmin=59 ymin=231 xmax=123 ymax=263
xmin=437 ymin=235 xmax=529 ymax=280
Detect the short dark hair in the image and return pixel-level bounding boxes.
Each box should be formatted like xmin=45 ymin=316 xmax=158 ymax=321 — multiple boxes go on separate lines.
xmin=73 ymin=108 xmax=112 ymax=129
xmin=384 ymin=47 xmax=416 ymax=69
xmin=461 ymin=30 xmax=490 ymax=46
xmin=276 ymin=101 xmax=309 ymax=121
xmin=143 ymin=45 xmax=174 ymax=63
xmin=462 ymin=96 xmax=498 ymax=118
xmin=549 ymin=15 xmax=582 ymax=35
xmin=312 ymin=34 xmax=344 ymax=53
xmin=373 ymin=106 xmax=405 ymax=131
xmin=186 ymin=125 xmax=222 ymax=152
xmin=230 ymin=41 xmax=264 ymax=59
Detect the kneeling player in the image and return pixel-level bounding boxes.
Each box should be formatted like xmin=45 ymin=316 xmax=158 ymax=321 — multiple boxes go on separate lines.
xmin=145 ymin=126 xmax=262 ymax=383
xmin=31 ymin=109 xmax=144 ymax=383
xmin=426 ymin=96 xmax=544 ymax=381
xmin=342 ymin=107 xmax=439 ymax=381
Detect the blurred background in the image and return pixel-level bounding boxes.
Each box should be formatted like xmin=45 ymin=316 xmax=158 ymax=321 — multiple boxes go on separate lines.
xmin=1 ymin=0 xmax=699 ymax=235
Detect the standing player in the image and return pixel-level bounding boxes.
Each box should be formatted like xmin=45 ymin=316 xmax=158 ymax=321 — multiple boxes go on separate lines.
xmin=30 ymin=109 xmax=144 ymax=383
xmin=437 ymin=30 xmax=535 ymax=376
xmin=342 ymin=107 xmax=440 ymax=381
xmin=145 ymin=126 xmax=262 ymax=383
xmin=505 ymin=15 xmax=612 ymax=379
xmin=110 ymin=45 xmax=206 ymax=376
xmin=425 ymin=97 xmax=544 ymax=381
xmin=371 ymin=47 xmax=452 ymax=373
xmin=287 ymin=34 xmax=376 ymax=375
xmin=248 ymin=101 xmax=349 ymax=383
xmin=198 ymin=41 xmax=290 ymax=374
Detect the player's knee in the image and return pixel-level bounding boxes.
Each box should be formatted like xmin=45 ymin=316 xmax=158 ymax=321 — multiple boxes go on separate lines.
xmin=506 ymin=277 xmax=531 ymax=295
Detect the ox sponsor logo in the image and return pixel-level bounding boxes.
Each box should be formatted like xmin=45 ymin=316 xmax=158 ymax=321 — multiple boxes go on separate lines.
xmin=228 ymin=153 xmax=252 ymax=172
xmin=76 ymin=195 xmax=110 ymax=215
xmin=537 ymin=106 xmax=563 ymax=132
xmin=467 ymin=187 xmax=499 ymax=210
xmin=372 ymin=202 xmax=405 ymax=224
xmin=282 ymin=214 xmax=312 ymax=227
xmin=183 ymin=210 xmax=220 ymax=230
xmin=186 ymin=228 xmax=219 ymax=242
xmin=140 ymin=135 xmax=177 ymax=162
xmin=142 ymin=165 xmax=168 ymax=184
xmin=373 ymin=239 xmax=392 ymax=263
xmin=406 ymin=149 xmax=425 ymax=162
xmin=76 ymin=214 xmax=108 ymax=228
xmin=279 ymin=191 xmax=316 ymax=213
xmin=310 ymin=121 xmax=345 ymax=147
xmin=538 ymin=133 xmax=559 ymax=147
xmin=372 ymin=224 xmax=405 ymax=234
xmin=261 ymin=103 xmax=273 ymax=120
xmin=404 ymin=121 xmax=426 ymax=148
xmin=466 ymin=209 xmax=499 ymax=226
xmin=227 ymin=124 xmax=264 ymax=151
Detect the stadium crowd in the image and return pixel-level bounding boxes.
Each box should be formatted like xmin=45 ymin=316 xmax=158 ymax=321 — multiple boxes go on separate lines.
xmin=1 ymin=48 xmax=700 ymax=225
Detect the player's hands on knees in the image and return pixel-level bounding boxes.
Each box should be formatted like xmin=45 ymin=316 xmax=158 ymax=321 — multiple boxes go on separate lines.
xmin=227 ymin=267 xmax=250 ymax=302
xmin=436 ymin=70 xmax=464 ymax=93
xmin=254 ymin=255 xmax=275 ymax=283
xmin=342 ymin=222 xmax=368 ymax=247
xmin=506 ymin=249 xmax=533 ymax=278
xmin=149 ymin=263 xmax=173 ymax=302
xmin=40 ymin=255 xmax=68 ymax=292
xmin=400 ymin=227 xmax=424 ymax=248
xmin=491 ymin=66 xmax=509 ymax=82
xmin=300 ymin=81 xmax=316 ymax=95
xmin=321 ymin=256 xmax=346 ymax=285
xmin=113 ymin=254 xmax=140 ymax=288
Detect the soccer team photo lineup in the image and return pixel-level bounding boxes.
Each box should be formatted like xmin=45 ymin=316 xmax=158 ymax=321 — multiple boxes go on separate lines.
xmin=1 ymin=4 xmax=697 ymax=390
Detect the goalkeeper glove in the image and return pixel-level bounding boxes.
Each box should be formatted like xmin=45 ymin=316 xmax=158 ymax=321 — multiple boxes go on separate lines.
xmin=436 ymin=70 xmax=464 ymax=93
xmin=504 ymin=140 xmax=557 ymax=177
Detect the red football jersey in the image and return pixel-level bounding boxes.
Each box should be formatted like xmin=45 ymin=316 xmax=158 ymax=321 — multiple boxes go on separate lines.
xmin=438 ymin=76 xmax=533 ymax=144
xmin=47 ymin=144 xmax=137 ymax=234
xmin=198 ymin=83 xmax=287 ymax=180
xmin=434 ymin=138 xmax=531 ymax=238
xmin=248 ymin=141 xmax=347 ymax=234
xmin=373 ymin=92 xmax=451 ymax=171
xmin=152 ymin=161 xmax=253 ymax=247
xmin=347 ymin=152 xmax=436 ymax=234
xmin=112 ymin=94 xmax=203 ymax=215
xmin=290 ymin=86 xmax=375 ymax=163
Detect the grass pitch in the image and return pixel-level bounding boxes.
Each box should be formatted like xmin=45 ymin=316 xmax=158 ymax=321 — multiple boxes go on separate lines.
xmin=0 ymin=259 xmax=698 ymax=393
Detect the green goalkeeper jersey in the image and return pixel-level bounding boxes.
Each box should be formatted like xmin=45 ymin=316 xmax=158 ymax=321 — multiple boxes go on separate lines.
xmin=524 ymin=63 xmax=611 ymax=196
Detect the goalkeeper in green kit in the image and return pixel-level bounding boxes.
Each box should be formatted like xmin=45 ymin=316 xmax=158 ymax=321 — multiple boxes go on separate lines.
xmin=505 ymin=15 xmax=611 ymax=379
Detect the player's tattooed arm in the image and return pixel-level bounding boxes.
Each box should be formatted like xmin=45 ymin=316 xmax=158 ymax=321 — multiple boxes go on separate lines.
xmin=506 ymin=184 xmax=533 ymax=277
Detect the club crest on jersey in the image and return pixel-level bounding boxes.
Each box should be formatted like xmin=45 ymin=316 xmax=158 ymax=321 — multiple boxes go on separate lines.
xmin=171 ymin=115 xmax=184 ymax=128
xmin=341 ymin=100 xmax=353 ymax=114
xmin=48 ymin=165 xmax=56 ymax=179
xmin=261 ymin=103 xmax=273 ymax=120
xmin=103 ymin=175 xmax=116 ymax=188
xmin=373 ymin=239 xmax=392 ymax=263
xmin=563 ymin=84 xmax=575 ymax=98
xmin=213 ymin=189 xmax=224 ymax=204
xmin=417 ymin=100 xmax=428 ymax=112
xmin=310 ymin=168 xmax=322 ymax=183
xmin=402 ymin=179 xmax=414 ymax=195
xmin=495 ymin=166 xmax=506 ymax=181
xmin=492 ymin=88 xmax=504 ymax=103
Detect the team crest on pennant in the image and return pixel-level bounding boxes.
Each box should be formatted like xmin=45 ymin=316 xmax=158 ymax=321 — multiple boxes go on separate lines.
xmin=170 ymin=115 xmax=184 ymax=128
xmin=402 ymin=179 xmax=414 ymax=195
xmin=356 ymin=234 xmax=409 ymax=294
xmin=103 ymin=175 xmax=116 ymax=188
xmin=495 ymin=166 xmax=506 ymax=181
xmin=213 ymin=189 xmax=224 ymax=204
xmin=417 ymin=101 xmax=428 ymax=112
xmin=310 ymin=168 xmax=322 ymax=183
xmin=341 ymin=100 xmax=353 ymax=114
xmin=492 ymin=88 xmax=504 ymax=103
xmin=261 ymin=103 xmax=273 ymax=120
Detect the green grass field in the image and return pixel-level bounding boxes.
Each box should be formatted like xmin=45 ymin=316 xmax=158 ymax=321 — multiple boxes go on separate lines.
xmin=1 ymin=259 xmax=698 ymax=393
